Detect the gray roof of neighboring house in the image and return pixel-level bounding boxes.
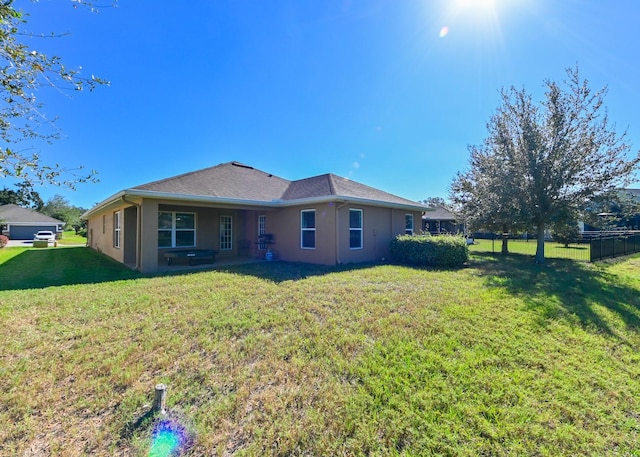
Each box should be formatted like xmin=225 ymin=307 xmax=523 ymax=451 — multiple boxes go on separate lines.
xmin=0 ymin=204 xmax=64 ymax=224
xmin=130 ymin=161 xmax=424 ymax=208
xmin=422 ymin=206 xmax=456 ymax=220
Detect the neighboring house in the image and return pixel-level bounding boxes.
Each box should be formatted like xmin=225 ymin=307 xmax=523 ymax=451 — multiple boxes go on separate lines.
xmin=422 ymin=206 xmax=462 ymax=234
xmin=0 ymin=204 xmax=65 ymax=239
xmin=82 ymin=161 xmax=428 ymax=273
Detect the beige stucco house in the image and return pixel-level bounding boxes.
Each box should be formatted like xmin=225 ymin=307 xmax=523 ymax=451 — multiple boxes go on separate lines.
xmin=82 ymin=161 xmax=427 ymax=273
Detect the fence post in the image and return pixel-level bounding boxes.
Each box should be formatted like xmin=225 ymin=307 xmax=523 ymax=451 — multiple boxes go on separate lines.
xmin=152 ymin=383 xmax=167 ymax=414
xmin=600 ymin=237 xmax=603 ymax=261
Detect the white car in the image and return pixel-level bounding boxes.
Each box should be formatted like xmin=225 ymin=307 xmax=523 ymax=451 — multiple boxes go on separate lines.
xmin=34 ymin=231 xmax=56 ymax=242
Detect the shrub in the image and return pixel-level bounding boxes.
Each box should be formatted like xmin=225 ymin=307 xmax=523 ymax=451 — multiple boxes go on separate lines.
xmin=389 ymin=234 xmax=469 ymax=267
xmin=552 ymin=224 xmax=581 ymax=247
xmin=0 ymin=235 xmax=8 ymax=248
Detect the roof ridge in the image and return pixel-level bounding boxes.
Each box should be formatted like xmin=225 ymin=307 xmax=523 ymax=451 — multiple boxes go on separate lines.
xmin=326 ymin=174 xmax=337 ymax=195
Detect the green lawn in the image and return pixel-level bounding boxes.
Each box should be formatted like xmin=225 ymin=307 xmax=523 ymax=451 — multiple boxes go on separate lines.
xmin=470 ymin=238 xmax=591 ymax=261
xmin=1 ymin=247 xmax=639 ymax=455
xmin=57 ymin=229 xmax=88 ymax=246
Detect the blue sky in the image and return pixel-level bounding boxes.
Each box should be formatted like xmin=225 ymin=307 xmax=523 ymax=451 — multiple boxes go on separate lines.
xmin=11 ymin=0 xmax=640 ymax=209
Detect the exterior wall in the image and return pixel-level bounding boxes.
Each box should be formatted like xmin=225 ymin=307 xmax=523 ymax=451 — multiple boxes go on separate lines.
xmin=266 ymin=204 xmax=423 ymax=266
xmin=336 ymin=205 xmax=392 ymax=264
xmin=86 ymin=201 xmax=133 ymax=265
xmin=267 ymin=202 xmax=338 ymax=265
xmin=86 ymin=196 xmax=424 ymax=271
xmin=337 ymin=207 xmax=423 ymax=264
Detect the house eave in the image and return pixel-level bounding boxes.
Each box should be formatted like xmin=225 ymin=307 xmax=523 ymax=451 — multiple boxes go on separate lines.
xmin=82 ymin=189 xmax=430 ymax=219
xmin=277 ymin=195 xmax=430 ymax=212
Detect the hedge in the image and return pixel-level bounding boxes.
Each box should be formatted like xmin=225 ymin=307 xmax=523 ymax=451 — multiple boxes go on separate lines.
xmin=389 ymin=234 xmax=468 ymax=267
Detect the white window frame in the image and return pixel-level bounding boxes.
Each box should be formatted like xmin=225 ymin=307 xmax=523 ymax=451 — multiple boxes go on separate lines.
xmin=113 ymin=211 xmax=121 ymax=248
xmin=258 ymin=215 xmax=266 ymax=250
xmin=158 ymin=211 xmax=196 ymax=248
xmin=220 ymin=215 xmax=233 ymax=251
xmin=349 ymin=208 xmax=363 ymax=250
xmin=405 ymin=213 xmax=414 ymax=235
xmin=300 ymin=209 xmax=316 ymax=249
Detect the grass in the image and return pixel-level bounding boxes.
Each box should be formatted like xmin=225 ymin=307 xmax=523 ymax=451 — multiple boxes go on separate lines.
xmin=0 ymin=246 xmax=140 ymax=290
xmin=1 ymin=247 xmax=639 ymax=455
xmin=57 ymin=230 xmax=88 ymax=246
xmin=470 ymin=238 xmax=591 ymax=261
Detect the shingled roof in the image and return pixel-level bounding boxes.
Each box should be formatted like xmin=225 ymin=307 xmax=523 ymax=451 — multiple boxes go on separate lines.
xmin=281 ymin=173 xmax=421 ymax=206
xmin=0 ymin=204 xmax=64 ymax=224
xmin=422 ymin=206 xmax=456 ymax=221
xmin=131 ymin=161 xmax=423 ymax=208
xmin=132 ymin=162 xmax=290 ymax=201
xmin=85 ymin=161 xmax=425 ymax=217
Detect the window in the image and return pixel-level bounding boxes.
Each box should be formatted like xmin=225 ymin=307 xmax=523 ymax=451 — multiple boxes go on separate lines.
xmin=349 ymin=209 xmax=363 ymax=249
xmin=102 ymin=214 xmax=106 ymax=234
xmin=220 ymin=215 xmax=232 ymax=250
xmin=405 ymin=214 xmax=414 ymax=235
xmin=158 ymin=212 xmax=196 ymax=248
xmin=113 ymin=211 xmax=121 ymax=248
xmin=258 ymin=215 xmax=266 ymax=250
xmin=301 ymin=209 xmax=316 ymax=249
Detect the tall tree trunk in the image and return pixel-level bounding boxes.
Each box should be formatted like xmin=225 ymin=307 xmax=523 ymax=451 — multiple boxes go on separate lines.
xmin=535 ymin=224 xmax=546 ymax=263
xmin=501 ymin=224 xmax=509 ymax=254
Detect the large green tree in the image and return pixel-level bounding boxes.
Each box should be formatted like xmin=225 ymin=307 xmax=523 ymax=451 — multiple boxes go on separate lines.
xmin=41 ymin=194 xmax=86 ymax=231
xmin=0 ymin=181 xmax=43 ymax=209
xmin=0 ymin=1 xmax=110 ymax=188
xmin=451 ymin=67 xmax=640 ymax=263
xmin=450 ymin=141 xmax=526 ymax=254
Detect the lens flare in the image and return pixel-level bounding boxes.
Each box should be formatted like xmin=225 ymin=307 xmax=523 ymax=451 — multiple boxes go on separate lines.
xmin=439 ymin=26 xmax=449 ymax=37
xmin=149 ymin=420 xmax=187 ymax=457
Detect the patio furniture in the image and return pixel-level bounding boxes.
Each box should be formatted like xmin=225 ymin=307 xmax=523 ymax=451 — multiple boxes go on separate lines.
xmin=163 ymin=249 xmax=218 ymax=266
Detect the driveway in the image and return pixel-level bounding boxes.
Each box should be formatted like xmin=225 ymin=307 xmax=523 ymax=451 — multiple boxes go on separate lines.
xmin=5 ymin=239 xmax=86 ymax=248
xmin=6 ymin=239 xmax=36 ymax=247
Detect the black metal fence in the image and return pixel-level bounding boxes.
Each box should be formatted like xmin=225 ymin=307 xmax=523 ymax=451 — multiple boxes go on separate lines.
xmin=588 ymin=232 xmax=640 ymax=262
xmin=469 ymin=231 xmax=640 ymax=262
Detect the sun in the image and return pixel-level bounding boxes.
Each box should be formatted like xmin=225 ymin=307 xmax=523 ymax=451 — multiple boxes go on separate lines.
xmin=455 ymin=0 xmax=496 ymax=10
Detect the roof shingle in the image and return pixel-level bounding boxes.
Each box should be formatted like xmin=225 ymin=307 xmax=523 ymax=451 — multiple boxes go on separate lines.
xmin=0 ymin=204 xmax=64 ymax=224
xmin=129 ymin=161 xmax=424 ymax=208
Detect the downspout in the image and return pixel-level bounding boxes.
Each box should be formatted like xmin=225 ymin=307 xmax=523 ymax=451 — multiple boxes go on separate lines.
xmin=335 ymin=201 xmax=349 ymax=265
xmin=122 ymin=196 xmax=142 ymax=271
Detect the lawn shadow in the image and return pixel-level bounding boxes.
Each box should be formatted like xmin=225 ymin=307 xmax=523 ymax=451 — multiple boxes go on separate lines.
xmin=0 ymin=247 xmax=142 ymax=291
xmin=173 ymin=260 xmax=385 ymax=283
xmin=471 ymin=251 xmax=640 ymax=340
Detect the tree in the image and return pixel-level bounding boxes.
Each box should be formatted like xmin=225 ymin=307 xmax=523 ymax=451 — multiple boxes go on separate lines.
xmin=0 ymin=1 xmax=110 ymax=188
xmin=451 ymin=66 xmax=640 ymax=263
xmin=550 ymin=208 xmax=581 ymax=247
xmin=450 ymin=142 xmax=525 ymax=254
xmin=41 ymin=194 xmax=86 ymax=230
xmin=421 ymin=197 xmax=451 ymax=209
xmin=0 ymin=181 xmax=43 ymax=209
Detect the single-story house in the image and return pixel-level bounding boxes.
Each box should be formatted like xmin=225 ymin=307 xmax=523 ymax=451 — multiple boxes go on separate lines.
xmin=422 ymin=206 xmax=463 ymax=234
xmin=82 ymin=161 xmax=428 ymax=273
xmin=0 ymin=204 xmax=65 ymax=239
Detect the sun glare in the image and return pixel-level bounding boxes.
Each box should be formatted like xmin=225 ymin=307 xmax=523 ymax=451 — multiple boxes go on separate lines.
xmin=456 ymin=0 xmax=496 ymax=10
